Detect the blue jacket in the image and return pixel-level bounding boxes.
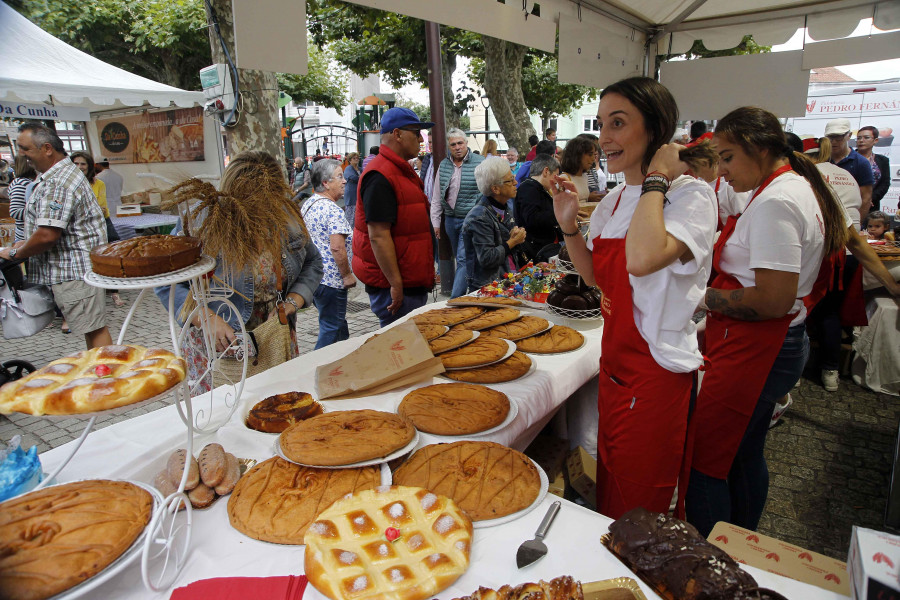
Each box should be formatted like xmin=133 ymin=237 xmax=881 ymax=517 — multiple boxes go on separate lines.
xmin=436 ymin=150 xmax=484 ymax=218
xmin=342 ymin=165 xmax=360 ymax=210
xmin=155 ymin=221 xmax=323 ymax=332
xmin=462 ymin=196 xmax=516 ymax=290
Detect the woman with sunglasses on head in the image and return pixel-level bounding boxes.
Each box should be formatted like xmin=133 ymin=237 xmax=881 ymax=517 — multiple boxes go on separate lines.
xmin=685 ymin=107 xmax=850 ymax=537
xmin=553 ymin=77 xmax=718 ymax=519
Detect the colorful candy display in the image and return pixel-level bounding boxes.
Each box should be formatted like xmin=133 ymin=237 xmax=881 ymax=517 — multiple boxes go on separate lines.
xmin=477 ymin=262 xmax=560 ymax=303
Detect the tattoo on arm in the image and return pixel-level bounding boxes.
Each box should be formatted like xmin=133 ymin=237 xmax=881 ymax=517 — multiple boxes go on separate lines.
xmin=706 ymin=288 xmax=762 ymax=321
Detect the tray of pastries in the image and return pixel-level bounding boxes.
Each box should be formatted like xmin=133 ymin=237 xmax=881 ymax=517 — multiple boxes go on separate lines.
xmin=151 ymin=444 xmax=246 ymax=510
xmin=0 ymin=479 xmax=158 ymax=600
xmin=603 ymin=507 xmax=789 ymax=600
xmin=397 ymin=383 xmax=514 ymax=436
xmin=0 ymin=345 xmax=186 ymax=416
xmin=392 ymin=441 xmax=547 ymax=527
xmin=304 ymin=485 xmax=473 ymax=600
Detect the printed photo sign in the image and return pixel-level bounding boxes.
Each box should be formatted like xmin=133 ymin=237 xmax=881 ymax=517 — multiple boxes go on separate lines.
xmin=95 ymin=107 xmax=205 ymax=164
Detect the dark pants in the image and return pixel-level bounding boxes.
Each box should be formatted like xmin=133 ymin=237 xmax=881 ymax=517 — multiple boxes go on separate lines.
xmin=312 ymin=284 xmax=349 ymax=350
xmin=686 ymin=324 xmax=809 ymax=537
xmin=367 ymin=288 xmax=428 ymax=328
xmin=808 ymin=255 xmax=858 ymax=370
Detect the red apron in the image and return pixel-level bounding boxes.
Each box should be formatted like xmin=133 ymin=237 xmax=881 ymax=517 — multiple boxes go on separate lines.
xmin=592 ymin=191 xmax=693 ymax=519
xmin=692 ymin=166 xmax=829 ymax=478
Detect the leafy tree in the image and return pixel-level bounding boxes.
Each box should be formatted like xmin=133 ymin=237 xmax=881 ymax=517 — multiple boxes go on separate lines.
xmin=13 ymin=0 xmax=211 ymax=90
xmin=277 ymin=45 xmax=350 ymax=114
xmin=656 ymin=35 xmax=771 ymax=76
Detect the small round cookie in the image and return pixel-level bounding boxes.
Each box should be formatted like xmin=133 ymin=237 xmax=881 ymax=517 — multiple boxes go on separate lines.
xmin=304 ymin=486 xmax=473 ymax=600
xmin=448 ymin=308 xmax=521 ymax=331
xmin=280 ymin=410 xmax=416 ymax=466
xmin=439 ymin=337 xmax=510 ymax=369
xmin=443 ymin=352 xmax=532 ymax=384
xmin=393 ymin=441 xmax=540 ymax=521
xmin=428 ymin=329 xmax=477 ymax=355
xmin=412 ymin=307 xmax=484 ymax=327
xmin=247 ymin=391 xmax=323 ymax=433
xmin=228 ymin=457 xmax=380 ymax=543
xmin=516 ymin=326 xmax=585 ymax=354
xmin=480 ymin=316 xmax=550 ymax=341
xmin=399 ymin=383 xmax=509 ymax=435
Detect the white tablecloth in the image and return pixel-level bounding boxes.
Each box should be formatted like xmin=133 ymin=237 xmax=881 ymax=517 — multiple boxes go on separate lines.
xmin=36 ymin=302 xmax=845 ymax=599
xmin=853 ymin=294 xmax=900 ymax=395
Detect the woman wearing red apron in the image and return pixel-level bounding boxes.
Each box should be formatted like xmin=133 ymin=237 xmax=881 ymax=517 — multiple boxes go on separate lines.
xmin=686 ymin=107 xmax=850 ymax=537
xmin=552 ymin=77 xmax=718 ymax=519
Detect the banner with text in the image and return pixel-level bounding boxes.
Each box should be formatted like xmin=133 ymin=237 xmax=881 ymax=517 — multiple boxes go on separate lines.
xmin=95 ymin=107 xmax=205 ymax=164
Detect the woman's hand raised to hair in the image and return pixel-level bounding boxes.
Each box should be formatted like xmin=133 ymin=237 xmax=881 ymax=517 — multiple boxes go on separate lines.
xmin=647 ymin=143 xmax=689 ymax=182
xmin=552 ymin=175 xmax=580 ymax=231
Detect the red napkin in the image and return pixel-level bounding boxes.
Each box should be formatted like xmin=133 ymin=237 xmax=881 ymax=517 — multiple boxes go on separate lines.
xmin=170 ymin=575 xmax=308 ymax=600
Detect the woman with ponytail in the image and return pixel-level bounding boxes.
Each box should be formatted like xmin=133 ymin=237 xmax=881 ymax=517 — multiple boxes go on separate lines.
xmin=686 ymin=107 xmax=849 ymax=537
xmin=553 ymin=77 xmax=718 ymax=519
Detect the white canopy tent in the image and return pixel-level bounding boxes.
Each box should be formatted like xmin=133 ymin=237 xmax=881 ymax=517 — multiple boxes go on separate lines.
xmin=0 ymin=2 xmax=222 ymax=194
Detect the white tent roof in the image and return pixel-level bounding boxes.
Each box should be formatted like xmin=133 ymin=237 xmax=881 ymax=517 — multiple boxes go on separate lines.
xmin=0 ymin=1 xmax=202 ymax=112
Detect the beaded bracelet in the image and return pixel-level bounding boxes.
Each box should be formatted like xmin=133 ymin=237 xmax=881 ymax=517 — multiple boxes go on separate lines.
xmin=643 ymin=174 xmax=670 ymax=188
xmin=641 ymin=181 xmax=669 ymax=196
xmin=645 ymin=170 xmax=671 ymax=184
xmin=560 ymin=227 xmax=580 ymax=237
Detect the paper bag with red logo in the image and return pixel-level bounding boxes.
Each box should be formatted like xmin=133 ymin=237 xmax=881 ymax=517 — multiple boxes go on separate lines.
xmin=315 ymin=321 xmax=444 ymax=400
xmin=708 ymin=522 xmax=848 ymax=595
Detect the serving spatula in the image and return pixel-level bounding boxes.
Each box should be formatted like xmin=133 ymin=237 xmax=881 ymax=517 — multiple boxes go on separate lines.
xmin=516 ymin=501 xmax=561 ymax=568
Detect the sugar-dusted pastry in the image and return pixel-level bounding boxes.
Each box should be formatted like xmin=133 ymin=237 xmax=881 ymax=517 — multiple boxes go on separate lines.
xmin=304 ymin=485 xmax=472 ymax=600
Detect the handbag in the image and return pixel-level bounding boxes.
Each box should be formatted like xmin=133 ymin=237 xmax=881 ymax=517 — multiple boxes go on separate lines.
xmin=0 ymin=271 xmax=55 ymax=339
xmin=181 ymin=261 xmax=294 ymax=394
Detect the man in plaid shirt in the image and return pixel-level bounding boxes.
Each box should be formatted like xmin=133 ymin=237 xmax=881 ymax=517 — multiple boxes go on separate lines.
xmin=0 ymin=123 xmax=112 ymax=348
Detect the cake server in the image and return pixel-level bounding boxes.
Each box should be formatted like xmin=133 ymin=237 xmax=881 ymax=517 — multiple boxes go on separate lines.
xmin=516 ymin=500 xmax=561 ymax=568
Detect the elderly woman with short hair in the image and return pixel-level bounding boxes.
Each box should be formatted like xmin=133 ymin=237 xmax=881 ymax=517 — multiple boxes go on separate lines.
xmin=461 ymin=157 xmax=527 ymax=291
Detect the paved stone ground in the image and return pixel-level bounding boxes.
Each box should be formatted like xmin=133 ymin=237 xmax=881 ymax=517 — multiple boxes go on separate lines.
xmin=1 ymin=287 xmax=897 ymax=562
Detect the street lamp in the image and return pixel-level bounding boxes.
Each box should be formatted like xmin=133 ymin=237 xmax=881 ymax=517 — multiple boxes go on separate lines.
xmin=480 ymin=94 xmax=490 ymax=144
xmin=297 ymin=104 xmax=307 ymax=161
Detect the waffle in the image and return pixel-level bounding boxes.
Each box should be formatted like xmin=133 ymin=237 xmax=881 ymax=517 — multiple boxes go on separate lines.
xmin=304 ymin=485 xmax=473 ymax=600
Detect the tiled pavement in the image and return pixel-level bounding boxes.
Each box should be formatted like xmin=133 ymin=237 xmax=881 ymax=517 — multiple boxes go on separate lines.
xmin=1 ymin=286 xmax=898 ymax=562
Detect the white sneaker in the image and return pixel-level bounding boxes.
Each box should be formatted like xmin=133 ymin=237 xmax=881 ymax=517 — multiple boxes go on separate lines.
xmin=822 ymin=369 xmax=839 ymax=392
xmin=769 ymin=394 xmax=793 ymax=429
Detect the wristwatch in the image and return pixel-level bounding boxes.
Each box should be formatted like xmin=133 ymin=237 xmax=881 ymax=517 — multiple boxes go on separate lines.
xmin=8 ymin=248 xmax=17 ymax=259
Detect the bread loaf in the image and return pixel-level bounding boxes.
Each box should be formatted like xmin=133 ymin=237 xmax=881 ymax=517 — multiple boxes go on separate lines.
xmin=215 ymin=453 xmax=241 ymax=496
xmin=167 ymin=449 xmax=199 ymax=491
xmin=199 ymin=443 xmax=226 ymax=487
xmin=188 ymin=483 xmax=216 ymax=509
xmin=153 ymin=470 xmax=177 ymax=497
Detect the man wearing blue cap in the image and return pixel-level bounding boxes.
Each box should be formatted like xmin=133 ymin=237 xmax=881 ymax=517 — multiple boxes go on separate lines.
xmin=351 ymin=107 xmax=436 ymax=326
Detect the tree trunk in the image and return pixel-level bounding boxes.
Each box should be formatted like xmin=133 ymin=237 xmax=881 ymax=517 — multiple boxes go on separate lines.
xmin=205 ymin=0 xmax=282 ymax=165
xmin=481 ymin=36 xmax=535 ymax=152
xmin=441 ymin=49 xmax=461 ymax=129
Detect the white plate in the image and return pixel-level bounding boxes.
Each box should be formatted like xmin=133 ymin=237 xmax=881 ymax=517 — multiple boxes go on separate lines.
xmin=274 ymin=430 xmax=420 ymax=469
xmin=443 ymin=339 xmax=516 ymax=371
xmin=83 ymin=255 xmax=216 ymax=290
xmin=431 ymin=330 xmax=480 ymax=355
xmin=44 ymin=480 xmax=163 ymax=600
xmin=473 ymin=459 xmax=548 ymax=529
xmin=395 ymin=395 xmax=519 ymax=439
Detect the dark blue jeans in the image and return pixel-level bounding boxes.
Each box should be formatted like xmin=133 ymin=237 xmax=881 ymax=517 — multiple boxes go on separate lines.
xmin=443 ymin=214 xmax=468 ymax=298
xmin=686 ymin=324 xmax=809 ymax=537
xmin=367 ymin=288 xmax=428 ymax=328
xmin=312 ymin=284 xmax=349 ymax=350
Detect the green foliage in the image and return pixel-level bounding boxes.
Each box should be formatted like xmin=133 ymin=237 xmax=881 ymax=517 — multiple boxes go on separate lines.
xmin=277 ymin=45 xmax=350 ymax=114
xmin=394 ymin=93 xmax=431 ymax=122
xmin=657 ymin=35 xmax=772 ymax=74
xmin=15 ymin=0 xmax=211 ymax=90
xmin=470 ymin=53 xmax=598 ymax=122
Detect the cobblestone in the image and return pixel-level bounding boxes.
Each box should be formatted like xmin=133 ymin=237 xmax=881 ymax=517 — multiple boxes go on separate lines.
xmin=1 ymin=286 xmax=898 ymax=561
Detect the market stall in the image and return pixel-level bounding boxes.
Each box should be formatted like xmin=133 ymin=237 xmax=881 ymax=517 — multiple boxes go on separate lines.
xmin=25 ymin=300 xmax=848 ymax=599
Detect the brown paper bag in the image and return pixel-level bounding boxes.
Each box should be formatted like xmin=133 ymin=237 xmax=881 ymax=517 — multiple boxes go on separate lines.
xmin=316 ymin=321 xmax=445 ymax=400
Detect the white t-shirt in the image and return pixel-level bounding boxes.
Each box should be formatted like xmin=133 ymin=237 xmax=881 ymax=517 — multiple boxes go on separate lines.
xmin=586 ymin=176 xmax=717 ymax=372
xmin=815 ymin=162 xmax=861 ymax=229
xmin=714 ymin=177 xmax=751 ymax=225
xmin=716 ymin=172 xmax=842 ymax=327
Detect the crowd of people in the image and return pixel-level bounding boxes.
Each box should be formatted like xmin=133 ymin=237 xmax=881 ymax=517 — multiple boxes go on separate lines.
xmin=2 ymin=82 xmax=898 ymax=539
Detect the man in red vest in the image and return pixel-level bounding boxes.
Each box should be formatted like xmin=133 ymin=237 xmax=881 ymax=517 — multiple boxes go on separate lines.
xmin=351 ymin=108 xmax=436 ymax=326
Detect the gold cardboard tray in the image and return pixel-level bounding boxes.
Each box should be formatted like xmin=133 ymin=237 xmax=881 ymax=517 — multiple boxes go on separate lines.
xmin=583 ymin=577 xmax=648 ymax=600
